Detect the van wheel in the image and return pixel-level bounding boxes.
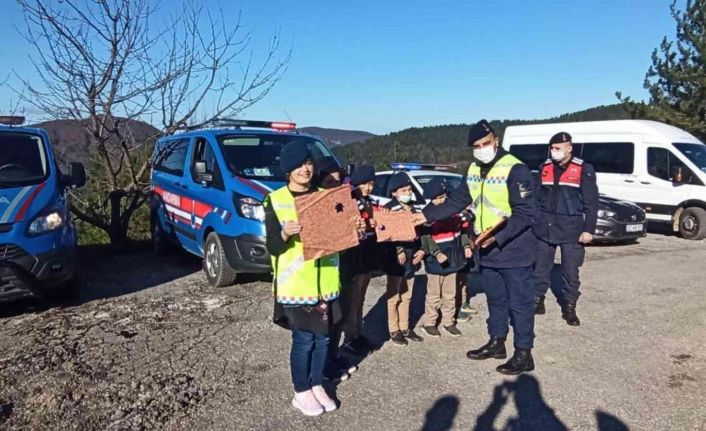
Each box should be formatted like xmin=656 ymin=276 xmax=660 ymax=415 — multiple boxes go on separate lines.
xmin=151 ymin=218 xmax=172 ymax=256
xmin=679 ymin=207 xmax=706 ymax=240
xmin=203 ymin=232 xmax=237 ymax=287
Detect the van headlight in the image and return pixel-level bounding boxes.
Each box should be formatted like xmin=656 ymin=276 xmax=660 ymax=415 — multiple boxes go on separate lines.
xmin=238 ymin=197 xmax=265 ymax=222
xmin=597 ymin=209 xmax=616 ymax=219
xmin=28 ymin=211 xmax=65 ymax=235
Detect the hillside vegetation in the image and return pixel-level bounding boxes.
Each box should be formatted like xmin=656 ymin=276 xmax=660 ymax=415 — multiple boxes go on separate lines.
xmin=333 ymin=104 xmax=632 ymax=172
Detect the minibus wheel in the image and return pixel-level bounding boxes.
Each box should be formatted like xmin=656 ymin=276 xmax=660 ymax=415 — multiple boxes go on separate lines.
xmin=203 ymin=232 xmax=237 ymax=287
xmin=679 ymin=207 xmax=706 ymax=240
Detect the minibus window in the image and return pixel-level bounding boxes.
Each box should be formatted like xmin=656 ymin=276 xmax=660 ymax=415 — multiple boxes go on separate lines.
xmin=580 ymin=142 xmax=634 ymax=174
xmin=674 ymin=143 xmax=706 ymax=174
xmin=0 ymin=132 xmax=48 ymax=188
xmin=218 ymin=135 xmax=336 ymax=181
xmin=648 ymin=147 xmax=703 ymax=185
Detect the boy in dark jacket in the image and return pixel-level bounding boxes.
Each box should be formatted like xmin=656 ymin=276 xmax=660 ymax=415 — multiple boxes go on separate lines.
xmin=419 ymin=178 xmax=472 ymax=338
xmin=382 ymin=172 xmax=425 ymax=346
xmin=341 ymin=165 xmax=379 ymax=356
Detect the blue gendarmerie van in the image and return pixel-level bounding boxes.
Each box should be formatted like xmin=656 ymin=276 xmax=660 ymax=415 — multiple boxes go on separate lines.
xmin=0 ymin=116 xmax=86 ymax=302
xmin=149 ymin=119 xmax=341 ymax=287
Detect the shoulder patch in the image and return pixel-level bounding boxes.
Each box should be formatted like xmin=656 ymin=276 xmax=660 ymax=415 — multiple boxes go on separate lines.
xmin=518 ymin=181 xmax=533 ymax=199
xmin=572 ymin=157 xmax=584 ymax=165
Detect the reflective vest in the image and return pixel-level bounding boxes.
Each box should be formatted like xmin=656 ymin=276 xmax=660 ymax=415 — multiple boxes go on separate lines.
xmin=541 ymin=158 xmax=584 ymax=188
xmin=265 ymin=186 xmax=340 ymax=305
xmin=467 ymin=153 xmax=523 ymax=234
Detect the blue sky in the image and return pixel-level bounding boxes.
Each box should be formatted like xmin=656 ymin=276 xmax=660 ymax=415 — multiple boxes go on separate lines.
xmin=0 ymin=1 xmax=681 ymax=134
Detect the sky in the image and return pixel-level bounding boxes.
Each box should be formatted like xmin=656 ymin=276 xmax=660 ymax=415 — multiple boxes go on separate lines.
xmin=0 ymin=0 xmax=683 ymax=135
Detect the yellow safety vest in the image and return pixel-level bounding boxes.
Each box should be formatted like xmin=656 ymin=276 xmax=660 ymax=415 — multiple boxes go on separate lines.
xmin=264 ymin=186 xmax=340 ymax=305
xmin=467 ymin=153 xmax=523 ymax=234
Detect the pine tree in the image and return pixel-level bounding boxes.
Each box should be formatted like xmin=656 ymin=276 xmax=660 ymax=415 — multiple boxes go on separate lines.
xmin=617 ymin=0 xmax=706 ymax=141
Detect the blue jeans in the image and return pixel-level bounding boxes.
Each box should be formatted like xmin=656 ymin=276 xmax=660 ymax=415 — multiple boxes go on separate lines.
xmin=482 ymin=266 xmax=535 ymax=349
xmin=291 ymin=329 xmax=329 ymax=392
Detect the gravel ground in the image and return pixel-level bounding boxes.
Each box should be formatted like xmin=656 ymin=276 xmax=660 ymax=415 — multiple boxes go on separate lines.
xmin=0 ymin=233 xmax=704 ymax=431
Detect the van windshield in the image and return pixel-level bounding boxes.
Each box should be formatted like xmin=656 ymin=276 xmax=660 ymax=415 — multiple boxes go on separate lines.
xmin=217 ymin=134 xmax=336 ymax=181
xmin=0 ymin=132 xmax=48 ymax=188
xmin=674 ymin=143 xmax=706 ymax=173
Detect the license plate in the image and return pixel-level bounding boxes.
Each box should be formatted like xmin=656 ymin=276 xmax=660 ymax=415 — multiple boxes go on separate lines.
xmin=626 ymin=224 xmax=643 ymax=233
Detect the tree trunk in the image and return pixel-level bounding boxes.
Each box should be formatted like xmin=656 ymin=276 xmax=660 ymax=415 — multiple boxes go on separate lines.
xmin=108 ymin=190 xmax=128 ymax=247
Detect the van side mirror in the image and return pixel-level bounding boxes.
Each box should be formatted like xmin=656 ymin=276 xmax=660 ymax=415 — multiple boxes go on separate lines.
xmin=194 ymin=161 xmax=212 ymax=185
xmin=68 ymin=162 xmax=86 ymax=188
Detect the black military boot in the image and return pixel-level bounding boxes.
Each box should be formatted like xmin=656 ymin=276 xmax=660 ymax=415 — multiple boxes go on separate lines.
xmin=562 ymin=300 xmax=581 ymax=326
xmin=534 ymin=295 xmax=546 ymax=315
xmin=466 ymin=337 xmax=507 ymax=360
xmin=496 ymin=348 xmax=535 ymax=375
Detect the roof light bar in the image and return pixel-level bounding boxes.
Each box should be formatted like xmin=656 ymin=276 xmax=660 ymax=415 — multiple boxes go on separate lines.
xmin=390 ymin=162 xmax=452 ymax=171
xmin=0 ymin=116 xmax=25 ymax=126
xmin=183 ymin=118 xmax=297 ymax=131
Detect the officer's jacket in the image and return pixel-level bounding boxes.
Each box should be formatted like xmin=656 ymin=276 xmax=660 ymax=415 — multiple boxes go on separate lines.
xmin=533 ymin=157 xmax=599 ymax=244
xmin=422 ymin=148 xmax=536 ymax=269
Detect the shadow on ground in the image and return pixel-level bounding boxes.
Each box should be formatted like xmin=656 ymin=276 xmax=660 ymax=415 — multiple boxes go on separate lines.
xmin=0 ymin=242 xmax=270 ymax=318
xmin=419 ymin=375 xmax=630 ymax=431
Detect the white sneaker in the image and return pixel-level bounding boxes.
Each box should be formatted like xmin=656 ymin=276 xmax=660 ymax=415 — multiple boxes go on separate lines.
xmin=311 ymin=385 xmax=337 ymax=412
xmin=292 ymin=390 xmax=324 ymax=416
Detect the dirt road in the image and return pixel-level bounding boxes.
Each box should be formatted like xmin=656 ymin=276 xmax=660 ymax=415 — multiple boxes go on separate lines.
xmin=0 ymin=234 xmax=704 ymax=430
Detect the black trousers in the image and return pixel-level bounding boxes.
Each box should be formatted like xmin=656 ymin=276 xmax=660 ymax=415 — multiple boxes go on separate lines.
xmin=533 ymin=238 xmax=585 ymax=303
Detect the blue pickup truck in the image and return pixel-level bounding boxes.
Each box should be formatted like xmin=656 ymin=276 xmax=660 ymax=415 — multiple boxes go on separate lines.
xmin=149 ymin=119 xmax=341 ymax=287
xmin=0 ymin=116 xmax=86 ymax=302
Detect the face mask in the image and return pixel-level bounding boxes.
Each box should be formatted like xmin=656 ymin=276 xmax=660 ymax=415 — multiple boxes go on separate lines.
xmin=474 ymin=145 xmax=496 ymax=164
xmin=398 ymin=194 xmax=413 ymax=203
xmin=550 ymin=149 xmax=566 ymax=162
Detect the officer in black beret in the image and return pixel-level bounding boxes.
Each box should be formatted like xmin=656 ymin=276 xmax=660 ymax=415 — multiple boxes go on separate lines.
xmin=532 ymin=132 xmax=599 ymax=326
xmin=413 ymin=119 xmax=537 ymax=375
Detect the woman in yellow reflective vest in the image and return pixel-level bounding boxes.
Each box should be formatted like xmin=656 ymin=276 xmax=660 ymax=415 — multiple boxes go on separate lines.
xmin=264 ymin=140 xmax=342 ymax=417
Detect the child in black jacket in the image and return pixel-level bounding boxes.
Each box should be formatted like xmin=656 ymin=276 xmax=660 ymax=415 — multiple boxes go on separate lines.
xmin=381 ymin=172 xmax=425 ymax=346
xmin=419 ymin=178 xmax=472 ymax=338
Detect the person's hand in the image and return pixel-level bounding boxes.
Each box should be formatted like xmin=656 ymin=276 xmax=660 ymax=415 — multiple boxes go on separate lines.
xmin=579 ymin=232 xmax=593 ymax=244
xmin=412 ymin=250 xmax=425 ymax=265
xmin=464 ymin=247 xmax=472 ymax=259
xmin=354 ymin=215 xmax=366 ymax=234
xmin=412 ymin=213 xmax=427 ymax=226
xmin=397 ymin=252 xmax=406 ymax=266
xmin=479 ymin=236 xmax=496 ymax=249
xmin=281 ymin=220 xmax=302 ymax=241
xmin=436 ymin=252 xmax=448 ymax=264
xmin=379 ymin=207 xmax=391 ymax=214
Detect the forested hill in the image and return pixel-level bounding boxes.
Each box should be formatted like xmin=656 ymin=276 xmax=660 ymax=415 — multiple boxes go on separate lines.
xmin=333 ymin=104 xmax=632 ymax=171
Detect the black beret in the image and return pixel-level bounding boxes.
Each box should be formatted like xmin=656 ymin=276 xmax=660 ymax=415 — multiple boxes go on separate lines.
xmin=549 ymin=132 xmax=572 ymax=145
xmin=422 ymin=177 xmax=447 ymax=200
xmin=316 ymin=156 xmax=342 ymax=178
xmin=387 ymin=172 xmax=412 ymax=196
xmin=350 ymin=164 xmax=375 ymax=186
xmin=279 ymin=140 xmax=312 ymax=174
xmin=467 ymin=119 xmax=495 ymax=146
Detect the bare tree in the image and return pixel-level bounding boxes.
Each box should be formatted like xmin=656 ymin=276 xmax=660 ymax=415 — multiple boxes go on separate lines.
xmin=14 ymin=0 xmax=290 ymax=244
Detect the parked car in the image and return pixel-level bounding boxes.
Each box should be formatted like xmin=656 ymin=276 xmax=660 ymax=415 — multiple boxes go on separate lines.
xmin=149 ymin=119 xmax=341 ymax=287
xmin=0 ymin=116 xmax=86 ymax=302
xmin=371 ymin=162 xmax=646 ymax=243
xmin=504 ymin=120 xmax=706 ymax=239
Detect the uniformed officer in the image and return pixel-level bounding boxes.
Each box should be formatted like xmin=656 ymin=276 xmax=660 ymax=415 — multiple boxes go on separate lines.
xmin=414 ymin=119 xmax=537 ymax=375
xmin=532 ymin=132 xmax=599 ymax=326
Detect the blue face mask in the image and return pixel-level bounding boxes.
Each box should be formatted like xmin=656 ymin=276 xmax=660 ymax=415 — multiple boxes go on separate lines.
xmin=398 ymin=194 xmax=413 ymax=203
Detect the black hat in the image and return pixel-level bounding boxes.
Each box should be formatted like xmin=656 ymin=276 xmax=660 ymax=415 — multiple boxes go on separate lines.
xmin=316 ymin=156 xmax=342 ymax=178
xmin=279 ymin=140 xmax=311 ymax=174
xmin=423 ymin=177 xmax=447 ymax=200
xmin=350 ymin=164 xmax=375 ymax=186
xmin=387 ymin=172 xmax=412 ymax=196
xmin=549 ymin=132 xmax=572 ymax=145
xmin=467 ymin=119 xmax=495 ymax=146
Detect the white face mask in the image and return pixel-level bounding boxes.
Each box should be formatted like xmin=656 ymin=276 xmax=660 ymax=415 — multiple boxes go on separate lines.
xmin=474 ymin=145 xmax=496 ymax=164
xmin=398 ymin=194 xmax=413 ymax=204
xmin=551 ymin=149 xmax=566 ymax=162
